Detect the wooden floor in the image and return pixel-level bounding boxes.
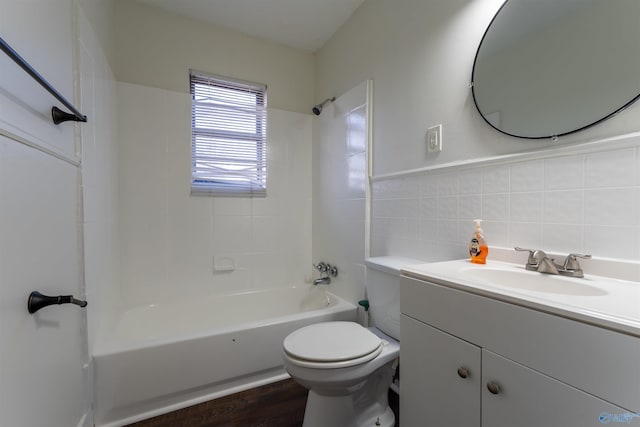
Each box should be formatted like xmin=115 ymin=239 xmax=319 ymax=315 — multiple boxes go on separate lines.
xmin=127 ymin=379 xmax=308 ymax=427
xmin=127 ymin=379 xmax=400 ymax=427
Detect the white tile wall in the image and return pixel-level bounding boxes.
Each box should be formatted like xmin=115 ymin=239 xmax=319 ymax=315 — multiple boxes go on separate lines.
xmin=312 ymin=82 xmax=368 ymax=305
xmin=118 ymin=83 xmax=312 ymax=305
xmin=77 ymin=9 xmax=121 ymax=354
xmin=372 ymin=137 xmax=640 ymax=262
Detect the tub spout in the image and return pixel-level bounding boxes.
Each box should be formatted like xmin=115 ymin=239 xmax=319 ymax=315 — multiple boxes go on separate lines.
xmin=312 ymin=262 xmax=338 ymax=285
xmin=313 ymin=276 xmax=331 ymax=286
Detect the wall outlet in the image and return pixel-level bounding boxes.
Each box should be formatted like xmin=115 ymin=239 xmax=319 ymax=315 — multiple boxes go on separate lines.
xmin=427 ymin=124 xmax=442 ymax=152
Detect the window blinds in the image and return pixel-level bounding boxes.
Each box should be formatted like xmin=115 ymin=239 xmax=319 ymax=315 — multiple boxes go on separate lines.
xmin=190 ymin=70 xmax=267 ymax=196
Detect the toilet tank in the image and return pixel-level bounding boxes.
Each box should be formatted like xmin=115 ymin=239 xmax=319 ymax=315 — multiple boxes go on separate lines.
xmin=365 ymin=257 xmax=423 ymax=341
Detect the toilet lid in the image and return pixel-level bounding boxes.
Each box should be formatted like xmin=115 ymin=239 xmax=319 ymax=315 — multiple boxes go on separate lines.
xmin=283 ymin=321 xmax=382 ymax=363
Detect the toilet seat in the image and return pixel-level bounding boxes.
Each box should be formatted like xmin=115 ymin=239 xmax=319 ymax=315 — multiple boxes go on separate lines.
xmin=283 ymin=321 xmax=383 ymax=369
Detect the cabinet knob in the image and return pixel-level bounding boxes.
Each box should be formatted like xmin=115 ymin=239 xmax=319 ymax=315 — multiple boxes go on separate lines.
xmin=457 ymin=367 xmax=469 ymax=379
xmin=487 ymin=382 xmax=501 ymax=395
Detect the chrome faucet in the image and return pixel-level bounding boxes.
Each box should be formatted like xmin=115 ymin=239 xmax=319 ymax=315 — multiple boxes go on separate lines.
xmin=536 ymin=253 xmax=560 ymax=275
xmin=313 ymin=276 xmax=332 ymax=286
xmin=515 ymin=248 xmax=591 ymax=278
xmin=312 ymin=262 xmax=338 ymax=285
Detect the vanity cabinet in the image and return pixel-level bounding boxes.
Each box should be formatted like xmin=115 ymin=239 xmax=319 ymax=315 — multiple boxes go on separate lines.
xmin=481 ymin=349 xmax=624 ymax=427
xmin=401 ymin=315 xmax=481 ymax=426
xmin=400 ymin=275 xmax=639 ymax=427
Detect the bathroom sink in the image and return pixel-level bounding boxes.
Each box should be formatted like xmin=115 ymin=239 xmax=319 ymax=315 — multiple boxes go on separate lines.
xmin=402 ymin=259 xmax=640 ymax=337
xmin=459 ymin=267 xmax=608 ymax=296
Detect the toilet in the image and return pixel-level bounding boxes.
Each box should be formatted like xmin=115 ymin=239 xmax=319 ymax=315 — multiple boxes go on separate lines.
xmin=282 ymin=257 xmax=422 ymax=427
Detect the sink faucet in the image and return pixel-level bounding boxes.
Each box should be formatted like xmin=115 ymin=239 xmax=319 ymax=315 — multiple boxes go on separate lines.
xmin=514 ymin=248 xmax=591 ymax=278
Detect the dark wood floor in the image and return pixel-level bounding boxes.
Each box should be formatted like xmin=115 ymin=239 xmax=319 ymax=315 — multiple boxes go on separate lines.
xmin=127 ymin=379 xmax=400 ymax=427
xmin=127 ymin=379 xmax=308 ymax=427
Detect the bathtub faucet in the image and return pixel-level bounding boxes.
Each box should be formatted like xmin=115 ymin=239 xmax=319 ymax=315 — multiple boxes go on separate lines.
xmin=313 ymin=276 xmax=332 ymax=285
xmin=313 ymin=262 xmax=338 ymax=285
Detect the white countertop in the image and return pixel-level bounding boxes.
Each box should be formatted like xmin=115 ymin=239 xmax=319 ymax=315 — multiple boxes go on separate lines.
xmin=402 ymin=259 xmax=640 ymax=337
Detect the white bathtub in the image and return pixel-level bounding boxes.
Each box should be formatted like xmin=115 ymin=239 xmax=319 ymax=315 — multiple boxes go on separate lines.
xmin=93 ymin=286 xmax=356 ymax=426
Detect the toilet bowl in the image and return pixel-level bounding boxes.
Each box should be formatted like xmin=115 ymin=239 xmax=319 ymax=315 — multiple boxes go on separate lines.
xmin=283 ymin=322 xmax=399 ymax=427
xmin=282 ymin=257 xmax=422 ymax=427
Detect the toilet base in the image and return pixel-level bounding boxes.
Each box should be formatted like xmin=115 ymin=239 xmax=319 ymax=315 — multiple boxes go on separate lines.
xmin=302 ymin=390 xmax=395 ymax=427
xmin=300 ymin=361 xmax=396 ymax=427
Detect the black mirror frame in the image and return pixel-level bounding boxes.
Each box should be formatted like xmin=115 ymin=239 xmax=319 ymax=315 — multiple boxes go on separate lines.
xmin=470 ymin=0 xmax=640 ymax=141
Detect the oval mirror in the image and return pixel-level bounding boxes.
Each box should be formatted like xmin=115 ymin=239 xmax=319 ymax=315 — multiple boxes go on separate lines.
xmin=472 ymin=0 xmax=640 ymax=139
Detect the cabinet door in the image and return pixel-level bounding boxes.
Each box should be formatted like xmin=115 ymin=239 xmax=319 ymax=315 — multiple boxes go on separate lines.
xmin=482 ymin=350 xmax=628 ymax=427
xmin=401 ymin=315 xmax=481 ymax=427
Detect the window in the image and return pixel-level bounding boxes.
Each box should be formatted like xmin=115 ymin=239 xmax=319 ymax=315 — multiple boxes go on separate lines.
xmin=190 ymin=70 xmax=267 ymax=196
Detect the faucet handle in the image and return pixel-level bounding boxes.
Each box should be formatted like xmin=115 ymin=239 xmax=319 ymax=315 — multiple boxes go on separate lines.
xmin=514 ymin=247 xmax=540 ymax=269
xmin=515 ymin=247 xmax=553 ymax=271
xmin=515 ymin=247 xmax=550 ymax=259
xmin=514 ymin=247 xmax=534 ymax=254
xmin=327 ymin=265 xmax=338 ymax=277
xmin=314 ymin=262 xmax=338 ymax=277
xmin=313 ymin=262 xmax=328 ymax=273
xmin=562 ymin=253 xmax=591 ymax=271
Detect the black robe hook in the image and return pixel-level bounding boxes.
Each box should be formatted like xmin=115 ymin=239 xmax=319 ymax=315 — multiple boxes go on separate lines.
xmin=28 ymin=291 xmax=87 ymax=314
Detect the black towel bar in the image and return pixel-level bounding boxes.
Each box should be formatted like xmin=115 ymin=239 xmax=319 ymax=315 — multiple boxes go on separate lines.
xmin=0 ymin=36 xmax=87 ymax=124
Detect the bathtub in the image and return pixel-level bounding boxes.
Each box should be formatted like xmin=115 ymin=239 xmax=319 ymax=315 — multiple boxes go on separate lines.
xmin=93 ymin=286 xmax=356 ymax=426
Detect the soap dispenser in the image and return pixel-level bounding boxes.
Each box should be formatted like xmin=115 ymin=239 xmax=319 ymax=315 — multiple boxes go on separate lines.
xmin=469 ymin=219 xmax=488 ymax=264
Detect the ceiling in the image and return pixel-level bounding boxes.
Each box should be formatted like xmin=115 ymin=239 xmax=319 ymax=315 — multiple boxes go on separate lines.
xmin=136 ymin=0 xmax=366 ymax=52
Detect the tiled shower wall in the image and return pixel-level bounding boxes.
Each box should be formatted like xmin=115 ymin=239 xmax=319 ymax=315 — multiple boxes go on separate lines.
xmin=372 ymin=135 xmax=640 ymax=263
xmin=118 ymin=82 xmax=312 ymax=306
xmin=312 ymin=81 xmax=368 ymax=305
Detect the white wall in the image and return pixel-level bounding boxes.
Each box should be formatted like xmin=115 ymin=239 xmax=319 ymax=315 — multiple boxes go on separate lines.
xmin=77 ymin=1 xmax=121 ymax=354
xmin=316 ymin=0 xmax=640 ymax=265
xmin=312 ymin=81 xmax=369 ymax=305
xmin=112 ymin=2 xmax=317 ymax=308
xmin=77 ymin=0 xmax=116 ymax=67
xmin=113 ymin=0 xmax=315 ymax=114
xmin=474 ymin=1 xmax=640 ymax=137
xmin=316 ymin=0 xmax=640 ymax=176
xmin=0 ymin=1 xmax=119 ymax=425
xmin=117 ymin=82 xmax=312 ymax=307
xmin=0 ymin=1 xmax=75 ymax=159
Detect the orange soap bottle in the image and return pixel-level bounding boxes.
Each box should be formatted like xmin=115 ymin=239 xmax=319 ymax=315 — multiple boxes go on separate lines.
xmin=469 ymin=219 xmax=488 ymax=264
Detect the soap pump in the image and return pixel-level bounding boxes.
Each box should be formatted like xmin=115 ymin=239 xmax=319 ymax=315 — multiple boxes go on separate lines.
xmin=469 ymin=219 xmax=488 ymax=264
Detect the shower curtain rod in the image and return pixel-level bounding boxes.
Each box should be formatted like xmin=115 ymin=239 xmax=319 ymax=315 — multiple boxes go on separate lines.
xmin=0 ymin=36 xmax=87 ymax=124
